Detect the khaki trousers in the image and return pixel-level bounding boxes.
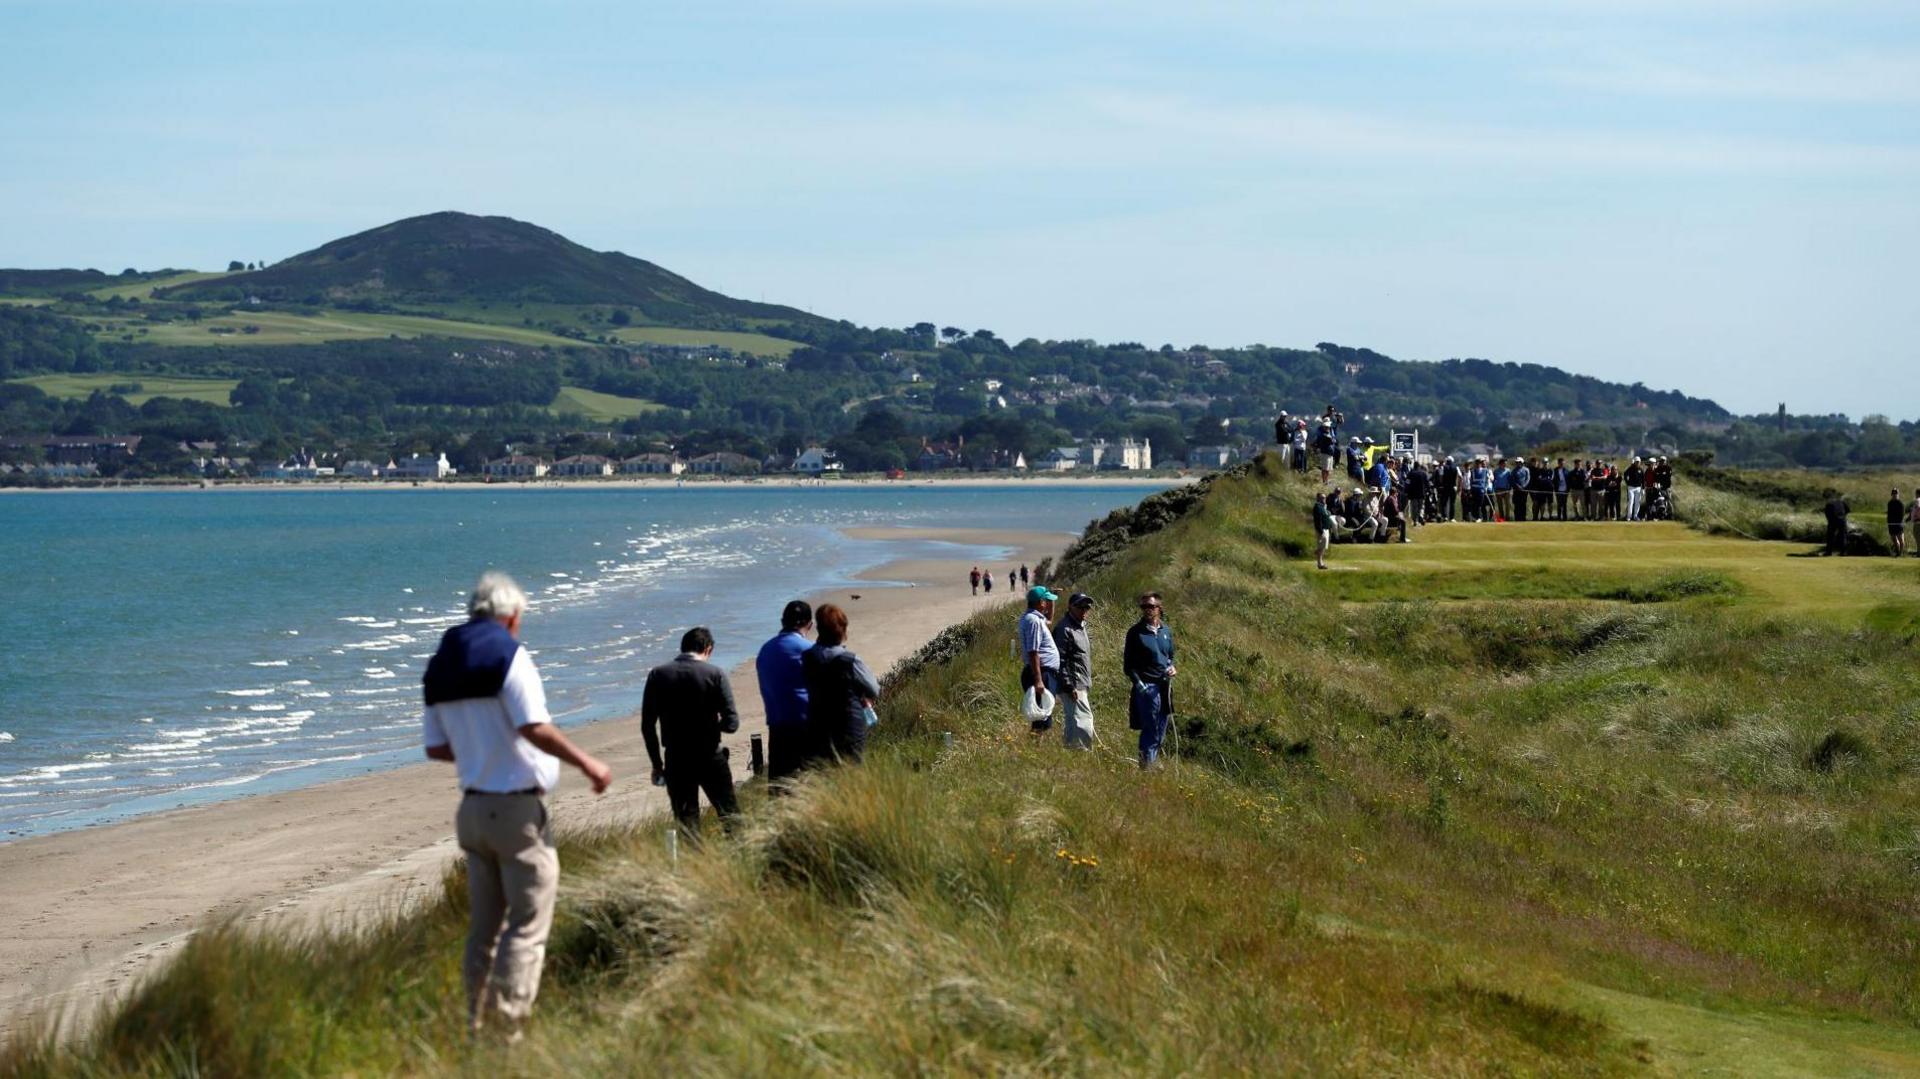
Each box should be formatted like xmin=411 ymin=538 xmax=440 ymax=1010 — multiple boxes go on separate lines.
xmin=456 ymin=793 xmax=558 ymax=1028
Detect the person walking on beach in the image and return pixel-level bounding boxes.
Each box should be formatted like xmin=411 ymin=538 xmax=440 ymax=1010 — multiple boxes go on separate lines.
xmin=969 ymin=566 xmax=981 ymax=595
xmin=642 ymin=627 xmax=741 ymax=839
xmin=1889 ymin=490 xmax=1907 ymax=558
xmin=1020 ymin=564 xmax=1029 ymax=586
xmin=756 ymin=601 xmax=813 ymax=788
xmin=982 ymin=571 xmax=993 ymax=594
xmin=1019 ymin=585 xmax=1062 ymax=732
xmin=1125 ymin=591 xmax=1176 ymax=770
xmin=1053 ymin=592 xmax=1097 ymax=749
xmin=422 ymin=571 xmax=613 ymax=1038
xmin=802 ymin=603 xmax=882 ymax=764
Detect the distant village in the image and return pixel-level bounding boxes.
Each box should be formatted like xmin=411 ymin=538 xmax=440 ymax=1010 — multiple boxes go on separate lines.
xmin=0 ymin=433 xmax=1192 ymax=483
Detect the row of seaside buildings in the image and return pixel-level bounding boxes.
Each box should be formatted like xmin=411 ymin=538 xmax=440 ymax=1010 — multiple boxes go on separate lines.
xmin=2 ymin=433 xmax=1261 ymax=481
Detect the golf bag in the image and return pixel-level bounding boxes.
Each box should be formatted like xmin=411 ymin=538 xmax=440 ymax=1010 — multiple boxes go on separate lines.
xmin=1644 ymin=487 xmax=1674 ymax=521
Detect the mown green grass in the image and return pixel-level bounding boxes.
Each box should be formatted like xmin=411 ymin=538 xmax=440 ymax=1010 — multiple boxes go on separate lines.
xmin=1324 ymin=515 xmax=1920 ymax=623
xmin=9 ymin=454 xmax=1920 ymax=1076
xmin=88 ymin=309 xmax=579 ymax=348
xmin=612 ymin=325 xmax=802 ymax=356
xmin=6 ymin=373 xmax=239 ymax=407
xmin=547 ymin=384 xmax=665 ymax=422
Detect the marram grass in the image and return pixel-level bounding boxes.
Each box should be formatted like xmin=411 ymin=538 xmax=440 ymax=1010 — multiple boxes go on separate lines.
xmin=9 ymin=456 xmax=1920 ymax=1076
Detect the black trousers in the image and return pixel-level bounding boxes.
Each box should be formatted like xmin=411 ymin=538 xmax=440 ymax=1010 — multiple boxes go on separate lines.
xmin=1513 ymin=490 xmax=1528 ymax=521
xmin=766 ymin=724 xmax=809 ymax=789
xmin=666 ymin=747 xmax=738 ymax=838
xmin=1555 ymin=493 xmax=1568 ymax=520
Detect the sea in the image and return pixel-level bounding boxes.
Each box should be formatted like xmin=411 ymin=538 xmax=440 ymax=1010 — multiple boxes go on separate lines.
xmin=0 ymin=482 xmax=1163 ymax=840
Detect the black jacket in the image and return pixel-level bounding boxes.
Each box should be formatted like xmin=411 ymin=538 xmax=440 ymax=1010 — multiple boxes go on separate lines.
xmin=803 ymin=643 xmax=881 ymax=761
xmin=641 ymin=654 xmax=739 ymax=770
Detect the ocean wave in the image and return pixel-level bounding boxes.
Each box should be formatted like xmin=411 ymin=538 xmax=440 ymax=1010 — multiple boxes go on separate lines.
xmin=218 ymin=688 xmax=274 ymax=697
xmin=0 ymin=732 xmax=12 ymax=744
xmin=250 ymin=660 xmax=290 ymax=667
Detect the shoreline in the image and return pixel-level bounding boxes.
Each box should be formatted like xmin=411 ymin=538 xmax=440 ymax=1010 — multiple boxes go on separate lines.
xmin=0 ymin=474 xmax=1195 ymax=495
xmin=0 ymin=525 xmax=1068 ymax=1033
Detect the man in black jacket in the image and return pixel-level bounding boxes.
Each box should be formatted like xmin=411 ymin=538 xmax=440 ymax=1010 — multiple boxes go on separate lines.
xmin=1404 ymin=459 xmax=1430 ymax=526
xmin=642 ymin=627 xmax=740 ymax=838
xmin=1823 ymin=495 xmax=1851 ymax=556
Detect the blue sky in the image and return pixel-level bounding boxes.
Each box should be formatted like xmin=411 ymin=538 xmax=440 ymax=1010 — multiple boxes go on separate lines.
xmin=3 ymin=0 xmax=1915 ymax=418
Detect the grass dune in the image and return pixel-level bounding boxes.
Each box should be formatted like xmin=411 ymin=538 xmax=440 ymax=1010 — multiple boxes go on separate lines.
xmin=8 ymin=456 xmax=1920 ymax=1076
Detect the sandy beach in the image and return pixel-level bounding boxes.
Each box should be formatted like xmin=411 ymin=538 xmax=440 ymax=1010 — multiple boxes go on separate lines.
xmin=0 ymin=525 xmax=1073 ymax=1032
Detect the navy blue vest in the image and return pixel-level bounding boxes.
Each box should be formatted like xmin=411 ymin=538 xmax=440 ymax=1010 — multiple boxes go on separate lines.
xmin=423 ymin=619 xmax=521 ymax=706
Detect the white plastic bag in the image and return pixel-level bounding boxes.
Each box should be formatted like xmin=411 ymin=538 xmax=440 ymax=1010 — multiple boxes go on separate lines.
xmin=1022 ymin=686 xmax=1056 ymax=722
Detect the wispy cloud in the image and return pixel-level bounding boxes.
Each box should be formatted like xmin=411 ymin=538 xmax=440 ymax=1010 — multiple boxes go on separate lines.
xmin=1544 ymin=49 xmax=1920 ymax=104
xmin=1082 ymin=90 xmax=1920 ymax=177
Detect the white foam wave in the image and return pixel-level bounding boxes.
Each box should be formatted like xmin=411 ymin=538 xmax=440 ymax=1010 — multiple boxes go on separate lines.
xmin=250 ymin=660 xmax=290 ymax=667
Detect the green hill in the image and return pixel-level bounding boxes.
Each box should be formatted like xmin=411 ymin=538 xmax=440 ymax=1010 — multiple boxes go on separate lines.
xmin=156 ymin=212 xmax=829 ymax=330
xmin=12 ymin=459 xmax=1920 ymax=1073
xmin=0 ymin=267 xmax=195 ymax=299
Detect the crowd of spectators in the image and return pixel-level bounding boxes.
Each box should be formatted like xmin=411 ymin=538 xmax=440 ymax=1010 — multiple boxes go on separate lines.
xmin=1275 ymin=407 xmax=1675 ymax=548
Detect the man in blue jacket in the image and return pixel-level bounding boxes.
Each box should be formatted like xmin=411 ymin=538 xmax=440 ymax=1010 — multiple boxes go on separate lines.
xmin=755 ymin=600 xmax=812 ymax=788
xmin=1511 ymin=459 xmax=1532 ymax=522
xmin=1124 ymin=591 xmax=1177 ymax=770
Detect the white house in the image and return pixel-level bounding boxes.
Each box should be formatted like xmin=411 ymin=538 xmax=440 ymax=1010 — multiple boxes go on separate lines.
xmin=388 ymin=452 xmax=454 ymax=480
xmin=551 ymin=454 xmax=614 ymax=478
xmin=792 ymin=446 xmax=843 ymax=474
xmin=619 ymin=453 xmax=684 ymax=475
xmin=261 ymin=448 xmax=335 ymax=480
xmin=483 ymin=455 xmax=550 ymax=479
xmin=339 ymin=459 xmax=383 ymax=479
xmin=1091 ymin=437 xmax=1153 ymax=471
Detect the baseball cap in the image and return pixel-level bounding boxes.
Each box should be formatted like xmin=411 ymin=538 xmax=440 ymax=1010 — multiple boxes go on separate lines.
xmin=1067 ymin=592 xmax=1095 ymax=609
xmin=1027 ymin=585 xmax=1059 ymax=603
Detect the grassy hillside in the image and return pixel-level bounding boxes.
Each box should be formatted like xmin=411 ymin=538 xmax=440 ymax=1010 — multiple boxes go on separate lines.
xmin=156 ymin=212 xmax=828 ymax=331
xmin=87 ymin=309 xmax=581 ymax=349
xmin=612 ymin=325 xmax=802 ymax=357
xmin=548 ymin=385 xmax=665 ymax=422
xmin=8 ymin=458 xmax=1920 ymax=1075
xmin=86 ymin=271 xmax=230 ymax=301
xmin=7 ymin=373 xmax=238 ymax=407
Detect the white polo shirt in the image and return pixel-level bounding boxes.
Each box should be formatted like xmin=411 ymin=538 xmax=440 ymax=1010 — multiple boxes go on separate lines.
xmin=421 ymin=648 xmax=561 ymax=793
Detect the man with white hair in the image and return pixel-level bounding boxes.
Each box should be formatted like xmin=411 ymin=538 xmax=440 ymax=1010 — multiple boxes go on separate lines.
xmin=422 ymin=571 xmax=613 ymax=1038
